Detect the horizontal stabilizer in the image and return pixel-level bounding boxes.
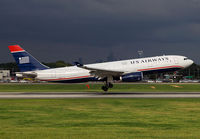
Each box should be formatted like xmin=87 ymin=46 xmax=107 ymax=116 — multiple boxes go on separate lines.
xmin=15 ymin=72 xmax=37 ymax=78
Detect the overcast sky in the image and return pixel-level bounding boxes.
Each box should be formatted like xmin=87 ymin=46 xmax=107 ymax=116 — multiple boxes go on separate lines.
xmin=1 ymin=0 xmax=200 ymax=64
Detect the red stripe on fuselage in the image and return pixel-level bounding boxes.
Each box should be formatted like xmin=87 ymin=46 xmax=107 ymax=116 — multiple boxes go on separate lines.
xmin=8 ymin=45 xmax=25 ymax=53
xmin=41 ymin=75 xmax=91 ymax=81
xmin=138 ymin=65 xmax=184 ymax=72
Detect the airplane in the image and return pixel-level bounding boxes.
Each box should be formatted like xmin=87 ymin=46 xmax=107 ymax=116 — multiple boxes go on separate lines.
xmin=8 ymin=45 xmax=194 ymax=91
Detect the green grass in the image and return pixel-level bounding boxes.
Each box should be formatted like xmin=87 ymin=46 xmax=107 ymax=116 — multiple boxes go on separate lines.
xmin=1 ymin=83 xmax=200 ymax=92
xmin=0 ymin=98 xmax=200 ymax=138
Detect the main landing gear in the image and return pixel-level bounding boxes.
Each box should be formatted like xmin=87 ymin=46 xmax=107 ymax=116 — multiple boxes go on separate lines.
xmin=101 ymin=76 xmax=114 ymax=91
xmin=101 ymin=82 xmax=113 ymax=91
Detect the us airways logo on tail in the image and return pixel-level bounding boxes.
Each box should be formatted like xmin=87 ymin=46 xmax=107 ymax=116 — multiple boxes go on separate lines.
xmin=19 ymin=56 xmax=30 ymax=64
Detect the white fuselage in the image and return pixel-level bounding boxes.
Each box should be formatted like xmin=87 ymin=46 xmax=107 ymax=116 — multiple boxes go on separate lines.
xmin=32 ymin=55 xmax=193 ymax=82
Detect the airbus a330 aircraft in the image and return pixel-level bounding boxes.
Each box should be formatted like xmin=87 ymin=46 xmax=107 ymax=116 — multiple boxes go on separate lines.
xmin=8 ymin=45 xmax=193 ymax=91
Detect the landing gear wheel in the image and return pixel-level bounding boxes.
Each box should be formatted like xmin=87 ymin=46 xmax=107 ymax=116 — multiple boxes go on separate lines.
xmin=102 ymin=86 xmax=108 ymax=91
xmin=108 ymin=83 xmax=113 ymax=88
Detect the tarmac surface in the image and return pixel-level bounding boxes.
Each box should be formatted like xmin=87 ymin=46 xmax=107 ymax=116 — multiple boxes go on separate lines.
xmin=1 ymin=92 xmax=200 ymax=99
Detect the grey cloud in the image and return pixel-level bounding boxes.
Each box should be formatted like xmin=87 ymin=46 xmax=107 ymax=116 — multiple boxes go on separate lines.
xmin=1 ymin=0 xmax=200 ymax=63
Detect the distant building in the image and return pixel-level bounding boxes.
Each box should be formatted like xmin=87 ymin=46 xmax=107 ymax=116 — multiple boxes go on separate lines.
xmin=0 ymin=70 xmax=11 ymax=82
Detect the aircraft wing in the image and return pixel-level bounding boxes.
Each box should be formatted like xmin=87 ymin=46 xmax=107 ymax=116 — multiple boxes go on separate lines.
xmin=75 ymin=62 xmax=124 ymax=79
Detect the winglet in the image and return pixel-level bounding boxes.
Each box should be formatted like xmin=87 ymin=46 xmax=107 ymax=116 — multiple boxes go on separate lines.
xmin=74 ymin=62 xmax=83 ymax=67
xmin=8 ymin=45 xmax=25 ymax=53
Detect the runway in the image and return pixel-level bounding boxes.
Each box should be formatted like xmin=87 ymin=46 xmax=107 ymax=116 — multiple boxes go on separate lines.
xmin=1 ymin=92 xmax=200 ymax=99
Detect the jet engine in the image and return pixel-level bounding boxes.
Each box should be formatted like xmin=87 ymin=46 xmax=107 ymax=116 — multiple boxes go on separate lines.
xmin=121 ymin=72 xmax=143 ymax=82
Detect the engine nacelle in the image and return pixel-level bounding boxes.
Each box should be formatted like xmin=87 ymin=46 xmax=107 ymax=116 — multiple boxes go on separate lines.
xmin=121 ymin=72 xmax=143 ymax=82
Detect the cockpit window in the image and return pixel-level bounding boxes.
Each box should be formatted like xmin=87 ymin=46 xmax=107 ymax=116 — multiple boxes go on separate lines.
xmin=184 ymin=58 xmax=188 ymax=60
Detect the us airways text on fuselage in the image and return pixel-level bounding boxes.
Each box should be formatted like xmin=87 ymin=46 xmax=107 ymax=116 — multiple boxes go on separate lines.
xmin=130 ymin=57 xmax=169 ymax=64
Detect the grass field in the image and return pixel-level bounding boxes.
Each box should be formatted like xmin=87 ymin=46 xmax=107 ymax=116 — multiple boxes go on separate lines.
xmin=1 ymin=83 xmax=200 ymax=138
xmin=0 ymin=98 xmax=200 ymax=139
xmin=1 ymin=83 xmax=200 ymax=92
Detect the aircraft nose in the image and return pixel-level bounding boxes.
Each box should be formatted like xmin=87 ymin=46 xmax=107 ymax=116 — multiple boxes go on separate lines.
xmin=183 ymin=58 xmax=194 ymax=68
xmin=189 ymin=59 xmax=194 ymax=65
xmin=187 ymin=59 xmax=194 ymax=67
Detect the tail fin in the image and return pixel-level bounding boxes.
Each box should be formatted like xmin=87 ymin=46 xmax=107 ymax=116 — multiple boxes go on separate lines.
xmin=8 ymin=45 xmax=49 ymax=72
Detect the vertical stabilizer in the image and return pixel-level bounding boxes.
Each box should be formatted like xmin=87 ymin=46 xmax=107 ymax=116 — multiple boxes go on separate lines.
xmin=8 ymin=45 xmax=49 ymax=72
